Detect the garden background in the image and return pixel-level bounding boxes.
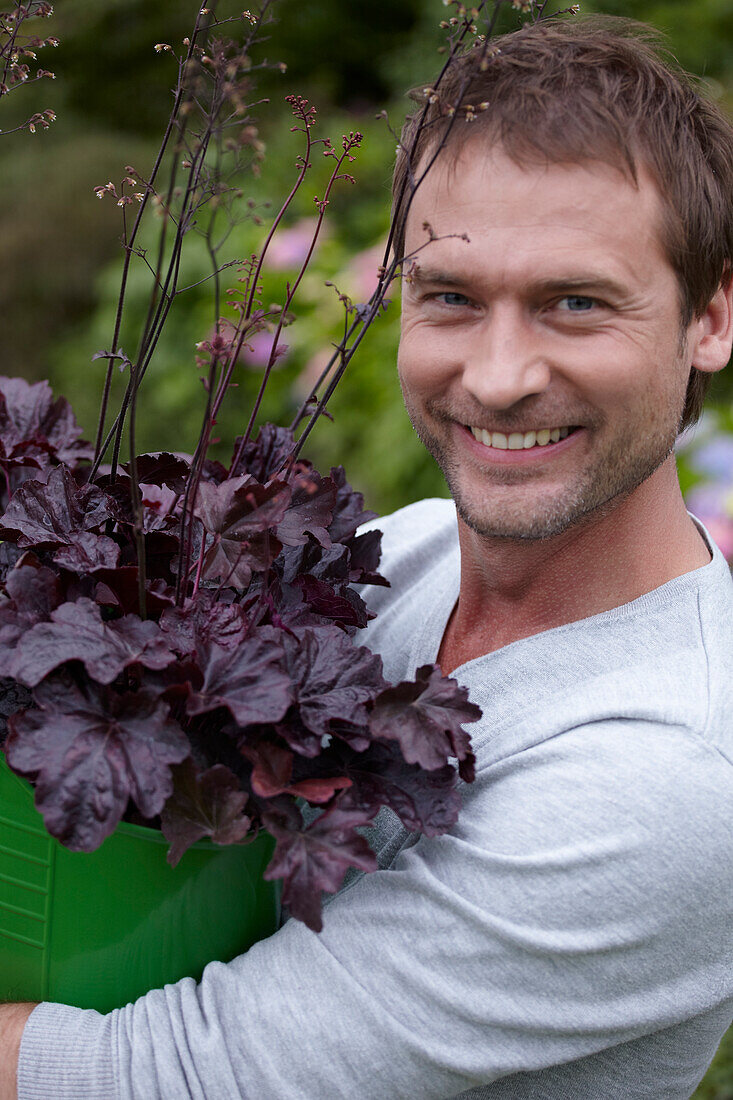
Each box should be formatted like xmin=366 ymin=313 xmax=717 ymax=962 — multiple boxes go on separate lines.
xmin=1 ymin=0 xmax=732 ymax=1094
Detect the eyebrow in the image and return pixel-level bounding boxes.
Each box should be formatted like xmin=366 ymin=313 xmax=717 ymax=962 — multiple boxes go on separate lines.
xmin=407 ymin=266 xmax=630 ymax=299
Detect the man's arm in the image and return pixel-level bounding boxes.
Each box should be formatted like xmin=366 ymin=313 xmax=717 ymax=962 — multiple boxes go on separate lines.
xmin=14 ymin=719 xmax=733 ymax=1098
xmin=0 ymin=1005 xmax=36 ymax=1100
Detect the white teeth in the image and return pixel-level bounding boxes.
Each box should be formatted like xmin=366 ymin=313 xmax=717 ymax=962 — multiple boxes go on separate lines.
xmin=470 ymin=426 xmax=573 ymax=450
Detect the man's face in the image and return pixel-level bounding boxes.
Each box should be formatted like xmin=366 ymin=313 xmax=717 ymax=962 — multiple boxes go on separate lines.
xmin=398 ymin=143 xmax=694 ymax=541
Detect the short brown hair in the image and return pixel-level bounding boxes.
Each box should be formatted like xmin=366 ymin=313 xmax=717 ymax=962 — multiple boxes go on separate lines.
xmin=392 ymin=16 xmax=733 ymax=431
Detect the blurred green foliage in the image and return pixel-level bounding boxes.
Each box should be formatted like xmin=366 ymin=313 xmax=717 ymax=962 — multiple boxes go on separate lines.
xmin=693 ymin=1025 xmax=733 ymax=1099
xmin=49 ymin=101 xmax=438 ymax=515
xmin=582 ymin=0 xmax=733 ymax=83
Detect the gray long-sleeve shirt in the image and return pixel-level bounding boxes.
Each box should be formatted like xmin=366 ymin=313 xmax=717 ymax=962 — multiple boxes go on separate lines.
xmin=18 ymin=499 xmax=733 ymax=1098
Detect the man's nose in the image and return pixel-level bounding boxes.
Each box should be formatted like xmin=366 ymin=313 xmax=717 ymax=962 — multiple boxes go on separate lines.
xmin=460 ymin=307 xmax=551 ymax=411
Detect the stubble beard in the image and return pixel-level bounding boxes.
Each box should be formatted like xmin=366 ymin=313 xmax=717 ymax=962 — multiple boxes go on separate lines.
xmin=405 ymin=399 xmax=682 ymax=542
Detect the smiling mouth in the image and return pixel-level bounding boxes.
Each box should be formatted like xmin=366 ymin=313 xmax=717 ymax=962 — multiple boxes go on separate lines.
xmin=467 ymin=425 xmax=580 ymax=450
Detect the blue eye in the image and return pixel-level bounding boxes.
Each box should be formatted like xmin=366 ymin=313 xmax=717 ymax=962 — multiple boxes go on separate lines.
xmin=558 ymin=296 xmax=595 ymax=312
xmin=438 ymin=292 xmax=470 ymax=306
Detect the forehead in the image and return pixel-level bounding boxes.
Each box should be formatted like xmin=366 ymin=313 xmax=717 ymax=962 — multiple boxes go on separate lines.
xmin=403 ymin=140 xmax=671 ymax=287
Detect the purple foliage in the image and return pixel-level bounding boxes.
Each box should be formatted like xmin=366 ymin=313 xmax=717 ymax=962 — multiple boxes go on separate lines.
xmin=370 ymin=665 xmax=480 ymax=783
xmin=7 ymin=674 xmax=189 ymax=850
xmin=263 ymin=798 xmax=378 ymax=931
xmin=0 ymin=379 xmax=481 ymax=931
xmin=161 ymin=760 xmax=252 ymax=867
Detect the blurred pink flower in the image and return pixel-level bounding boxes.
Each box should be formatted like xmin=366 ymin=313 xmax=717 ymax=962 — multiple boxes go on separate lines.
xmin=345 ymin=242 xmax=386 ymax=302
xmin=197 ymin=320 xmax=289 ymax=371
xmin=266 ymin=218 xmax=324 ymax=270
xmin=240 ymin=329 xmax=289 ymax=369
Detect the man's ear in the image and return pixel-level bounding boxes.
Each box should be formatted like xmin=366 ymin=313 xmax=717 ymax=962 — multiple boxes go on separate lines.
xmin=689 ymin=272 xmax=733 ymax=374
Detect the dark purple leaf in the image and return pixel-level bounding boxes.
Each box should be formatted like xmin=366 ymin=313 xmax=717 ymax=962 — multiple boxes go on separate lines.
xmin=159 ymin=597 xmax=248 ymax=657
xmin=273 ymin=711 xmax=323 ymax=758
xmin=292 ymin=575 xmax=370 ymax=628
xmin=328 ymin=466 xmax=377 ymax=543
xmin=279 ymin=540 xmax=350 ymax=587
xmin=0 ymin=606 xmax=32 ymax=666
xmin=276 ymin=472 xmax=336 ymax=549
xmin=0 ymin=447 xmax=42 ymax=473
xmin=99 ymin=480 xmax=179 ymax=534
xmin=342 ymin=741 xmax=461 ymax=836
xmin=0 ymin=542 xmax=23 ymax=582
xmin=242 ymin=740 xmax=351 ymax=802
xmin=272 ymin=581 xmax=325 ymax=631
xmin=242 ymin=740 xmax=294 ymax=796
xmin=123 ymin=530 xmax=180 ymax=586
xmin=93 ymin=568 xmax=175 ymax=615
xmin=0 ymin=377 xmax=93 ymax=465
xmin=328 ymin=719 xmax=372 ymax=752
xmin=6 ymin=675 xmax=189 ymax=850
xmin=186 ymin=626 xmax=293 ymax=726
xmin=53 ymin=532 xmax=121 ymax=573
xmin=346 ymin=529 xmax=388 ymax=586
xmin=231 ymin=423 xmax=296 ymax=483
xmin=199 ymin=533 xmax=274 ymax=590
xmin=282 ymin=626 xmax=387 ymax=736
xmin=5 ymin=558 xmax=60 ymax=616
xmin=195 ymin=475 xmax=290 ymax=587
xmin=369 ymin=664 xmax=480 ymax=779
xmin=0 ymin=561 xmax=62 ymax=663
xmin=122 ymin=453 xmax=191 ymax=493
xmin=0 ymin=466 xmax=111 ymax=548
xmin=0 ymin=378 xmax=58 ymax=442
xmin=0 ymin=678 xmax=33 ymax=744
xmin=0 ymin=398 xmax=25 ymax=459
xmin=140 ymin=483 xmax=180 ymax=530
xmin=3 ymin=463 xmax=53 ymax=512
xmin=10 ymin=598 xmax=178 ymax=686
xmin=286 ymin=775 xmax=352 ymax=802
xmin=201 ymin=458 xmax=228 ymax=484
xmin=160 ymin=758 xmax=251 ymax=866
xmin=196 ymin=474 xmax=290 ymax=538
xmin=263 ymin=798 xmax=377 ymax=931
xmin=82 ymin=477 xmax=133 ymax=523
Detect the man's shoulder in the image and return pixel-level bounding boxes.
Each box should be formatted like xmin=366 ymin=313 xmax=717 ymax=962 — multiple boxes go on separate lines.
xmin=359 ymin=497 xmax=459 ymax=601
xmin=356 ymin=497 xmax=460 ymax=681
xmin=462 ymin=567 xmax=733 ymax=774
xmin=364 ymin=496 xmax=457 ymax=557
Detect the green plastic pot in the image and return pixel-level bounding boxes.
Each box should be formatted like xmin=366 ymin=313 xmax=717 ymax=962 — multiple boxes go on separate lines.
xmin=0 ymin=753 xmax=280 ymax=1012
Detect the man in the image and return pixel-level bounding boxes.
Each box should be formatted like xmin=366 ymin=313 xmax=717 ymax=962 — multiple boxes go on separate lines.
xmin=2 ymin=15 xmax=732 ymax=1099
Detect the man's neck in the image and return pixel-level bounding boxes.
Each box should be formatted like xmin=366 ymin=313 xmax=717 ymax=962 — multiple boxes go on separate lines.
xmin=438 ymin=458 xmax=712 ymax=674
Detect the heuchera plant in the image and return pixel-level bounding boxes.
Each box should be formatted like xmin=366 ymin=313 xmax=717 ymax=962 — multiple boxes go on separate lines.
xmin=0 ymin=0 xmax=565 ymax=930
xmin=0 ymin=389 xmax=479 ymax=930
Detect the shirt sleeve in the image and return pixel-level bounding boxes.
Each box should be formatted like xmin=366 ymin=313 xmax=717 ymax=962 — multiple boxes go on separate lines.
xmin=17 ymin=718 xmax=733 ymax=1100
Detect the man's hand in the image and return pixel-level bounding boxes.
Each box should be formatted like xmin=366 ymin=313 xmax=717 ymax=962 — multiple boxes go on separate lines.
xmin=0 ymin=1004 xmax=37 ymax=1100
